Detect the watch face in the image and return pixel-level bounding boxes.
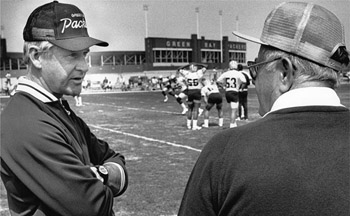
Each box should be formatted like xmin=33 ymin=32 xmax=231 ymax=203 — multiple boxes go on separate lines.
xmin=99 ymin=166 xmax=108 ymax=175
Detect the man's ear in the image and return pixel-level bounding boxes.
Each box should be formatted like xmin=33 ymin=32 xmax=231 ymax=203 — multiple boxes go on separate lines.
xmin=276 ymin=57 xmax=295 ymax=92
xmin=28 ymin=48 xmax=42 ymax=69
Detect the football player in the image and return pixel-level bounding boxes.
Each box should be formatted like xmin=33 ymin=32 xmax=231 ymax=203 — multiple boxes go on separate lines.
xmin=178 ymin=63 xmax=207 ymax=130
xmin=217 ymin=60 xmax=246 ymax=128
xmin=201 ymin=78 xmax=223 ymax=128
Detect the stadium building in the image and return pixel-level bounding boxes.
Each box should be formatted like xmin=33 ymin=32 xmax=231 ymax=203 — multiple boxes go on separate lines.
xmin=0 ymin=34 xmax=246 ymax=90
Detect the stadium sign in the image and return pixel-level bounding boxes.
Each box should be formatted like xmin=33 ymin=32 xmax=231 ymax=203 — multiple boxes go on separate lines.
xmin=227 ymin=42 xmax=246 ymax=51
xmin=202 ymin=41 xmax=220 ymax=49
xmin=166 ymin=40 xmax=191 ymax=48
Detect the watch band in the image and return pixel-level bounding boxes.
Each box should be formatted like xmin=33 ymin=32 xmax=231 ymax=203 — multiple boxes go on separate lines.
xmin=97 ymin=165 xmax=109 ymax=184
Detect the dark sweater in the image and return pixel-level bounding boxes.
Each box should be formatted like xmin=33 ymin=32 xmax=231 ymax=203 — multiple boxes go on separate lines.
xmin=179 ymin=106 xmax=350 ymax=216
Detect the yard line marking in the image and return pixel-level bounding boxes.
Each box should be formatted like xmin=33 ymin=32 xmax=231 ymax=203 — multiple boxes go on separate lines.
xmin=89 ymin=124 xmax=202 ymax=152
xmin=80 ymin=90 xmax=162 ymax=95
xmin=85 ymin=102 xmax=180 ymax=115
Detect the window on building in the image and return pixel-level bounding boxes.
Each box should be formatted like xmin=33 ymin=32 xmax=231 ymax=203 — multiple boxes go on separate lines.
xmin=201 ymin=51 xmax=220 ymax=63
xmin=229 ymin=52 xmax=246 ymax=63
xmin=153 ymin=50 xmax=191 ymax=64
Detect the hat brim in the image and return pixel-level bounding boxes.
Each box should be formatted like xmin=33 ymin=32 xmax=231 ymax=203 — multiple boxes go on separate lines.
xmin=49 ymin=37 xmax=108 ymax=51
xmin=232 ymin=31 xmax=267 ymax=45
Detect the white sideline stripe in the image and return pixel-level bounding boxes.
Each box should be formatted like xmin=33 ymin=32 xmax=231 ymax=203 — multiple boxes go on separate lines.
xmin=0 ymin=90 xmax=161 ymax=98
xmin=85 ymin=102 xmax=179 ymax=115
xmin=89 ymin=124 xmax=201 ymax=152
xmin=80 ymin=90 xmax=162 ymax=95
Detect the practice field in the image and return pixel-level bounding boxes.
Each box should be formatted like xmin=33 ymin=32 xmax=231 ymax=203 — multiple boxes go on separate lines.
xmin=0 ymin=83 xmax=349 ymax=216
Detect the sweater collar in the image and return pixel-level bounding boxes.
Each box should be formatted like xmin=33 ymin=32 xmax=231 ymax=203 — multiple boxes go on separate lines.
xmin=265 ymin=87 xmax=344 ymax=117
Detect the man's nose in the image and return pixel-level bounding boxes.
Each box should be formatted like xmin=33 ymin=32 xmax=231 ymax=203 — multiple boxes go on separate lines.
xmin=76 ymin=56 xmax=89 ymax=73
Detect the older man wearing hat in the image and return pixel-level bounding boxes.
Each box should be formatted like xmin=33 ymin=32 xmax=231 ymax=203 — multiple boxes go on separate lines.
xmin=1 ymin=1 xmax=128 ymax=215
xmin=178 ymin=2 xmax=349 ymax=215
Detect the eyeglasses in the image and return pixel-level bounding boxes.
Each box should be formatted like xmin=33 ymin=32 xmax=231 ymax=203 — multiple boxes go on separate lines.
xmin=247 ymin=57 xmax=282 ymax=82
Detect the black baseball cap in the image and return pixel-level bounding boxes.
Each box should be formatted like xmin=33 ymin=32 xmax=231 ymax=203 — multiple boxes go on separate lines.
xmin=23 ymin=1 xmax=108 ymax=51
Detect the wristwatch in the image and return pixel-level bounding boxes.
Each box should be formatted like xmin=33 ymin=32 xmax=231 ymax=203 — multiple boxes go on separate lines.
xmin=97 ymin=165 xmax=109 ymax=184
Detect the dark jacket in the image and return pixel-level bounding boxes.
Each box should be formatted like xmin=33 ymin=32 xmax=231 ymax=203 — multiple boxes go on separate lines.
xmin=1 ymin=86 xmax=128 ymax=216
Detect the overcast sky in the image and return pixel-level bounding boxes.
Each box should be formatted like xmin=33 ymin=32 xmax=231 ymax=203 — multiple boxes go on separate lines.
xmin=1 ymin=0 xmax=349 ymax=61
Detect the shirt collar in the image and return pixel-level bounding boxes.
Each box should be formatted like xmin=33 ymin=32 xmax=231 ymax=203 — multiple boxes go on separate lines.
xmin=16 ymin=76 xmax=59 ymax=103
xmin=265 ymin=87 xmax=344 ymax=117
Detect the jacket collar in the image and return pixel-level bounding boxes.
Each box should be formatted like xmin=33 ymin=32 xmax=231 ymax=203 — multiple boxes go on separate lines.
xmin=16 ymin=76 xmax=59 ymax=103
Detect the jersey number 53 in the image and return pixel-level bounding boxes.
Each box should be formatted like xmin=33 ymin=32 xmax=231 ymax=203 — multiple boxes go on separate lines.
xmin=225 ymin=77 xmax=237 ymax=88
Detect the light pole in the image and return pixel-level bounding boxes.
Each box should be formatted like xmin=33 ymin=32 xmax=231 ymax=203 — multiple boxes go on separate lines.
xmin=235 ymin=15 xmax=239 ymax=41
xmin=219 ymin=10 xmax=223 ymax=63
xmin=195 ymin=7 xmax=199 ymax=38
xmin=0 ymin=25 xmax=4 ymax=38
xmin=143 ymin=5 xmax=149 ymax=38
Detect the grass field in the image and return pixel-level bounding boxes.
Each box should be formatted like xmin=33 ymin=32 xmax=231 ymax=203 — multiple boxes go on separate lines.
xmin=1 ymin=83 xmax=349 ymax=216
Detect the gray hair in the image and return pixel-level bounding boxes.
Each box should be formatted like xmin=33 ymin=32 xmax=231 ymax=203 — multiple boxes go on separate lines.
xmin=23 ymin=41 xmax=54 ymax=65
xmin=260 ymin=45 xmax=339 ymax=89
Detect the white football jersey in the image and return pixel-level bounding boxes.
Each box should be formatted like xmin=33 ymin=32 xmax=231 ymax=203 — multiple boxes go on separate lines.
xmin=201 ymin=83 xmax=220 ymax=97
xmin=176 ymin=76 xmax=188 ymax=92
xmin=179 ymin=68 xmax=205 ymax=90
xmin=217 ymin=70 xmax=246 ymax=92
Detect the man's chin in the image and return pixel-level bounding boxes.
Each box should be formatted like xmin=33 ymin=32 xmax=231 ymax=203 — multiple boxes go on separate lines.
xmin=258 ymin=107 xmax=267 ymax=116
xmin=65 ymin=88 xmax=82 ymax=97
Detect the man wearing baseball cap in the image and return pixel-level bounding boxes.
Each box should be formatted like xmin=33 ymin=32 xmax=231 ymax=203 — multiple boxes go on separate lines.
xmin=1 ymin=1 xmax=128 ymax=215
xmin=179 ymin=2 xmax=349 ymax=215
